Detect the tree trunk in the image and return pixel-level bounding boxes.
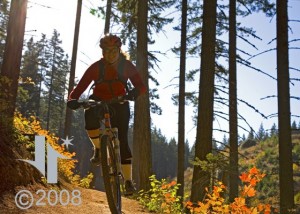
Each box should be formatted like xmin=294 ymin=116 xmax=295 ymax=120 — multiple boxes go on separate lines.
xmin=0 ymin=0 xmax=28 ymax=120
xmin=228 ymin=0 xmax=239 ymax=202
xmin=190 ymin=0 xmax=217 ymax=203
xmin=104 ymin=0 xmax=112 ymax=34
xmin=177 ymin=0 xmax=187 ymax=200
xmin=46 ymin=49 xmax=56 ymax=131
xmin=36 ymin=73 xmax=42 ymax=116
xmin=65 ymin=0 xmax=82 ymax=138
xmin=134 ymin=0 xmax=152 ymax=191
xmin=276 ymin=0 xmax=295 ymax=212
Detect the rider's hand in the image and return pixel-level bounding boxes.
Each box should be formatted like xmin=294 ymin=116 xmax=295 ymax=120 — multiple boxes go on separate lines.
xmin=127 ymin=88 xmax=139 ymax=101
xmin=67 ymin=99 xmax=80 ymax=110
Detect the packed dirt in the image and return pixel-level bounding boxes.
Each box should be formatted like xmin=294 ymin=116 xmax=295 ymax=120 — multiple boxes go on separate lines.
xmin=0 ymin=131 xmax=150 ymax=214
xmin=0 ymin=181 xmax=150 ymax=214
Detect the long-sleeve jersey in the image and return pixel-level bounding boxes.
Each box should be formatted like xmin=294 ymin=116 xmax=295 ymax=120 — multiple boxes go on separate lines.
xmin=69 ymin=58 xmax=146 ymax=100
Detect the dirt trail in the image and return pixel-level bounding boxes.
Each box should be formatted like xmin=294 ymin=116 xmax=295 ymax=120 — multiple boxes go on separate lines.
xmin=0 ymin=142 xmax=150 ymax=214
xmin=0 ymin=182 xmax=150 ymax=214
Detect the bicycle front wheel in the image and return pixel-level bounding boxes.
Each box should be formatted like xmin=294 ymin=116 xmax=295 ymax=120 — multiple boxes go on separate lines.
xmin=101 ymin=135 xmax=122 ymax=214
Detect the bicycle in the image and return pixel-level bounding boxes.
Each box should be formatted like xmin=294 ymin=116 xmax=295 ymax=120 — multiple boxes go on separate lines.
xmin=70 ymin=96 xmax=131 ymax=214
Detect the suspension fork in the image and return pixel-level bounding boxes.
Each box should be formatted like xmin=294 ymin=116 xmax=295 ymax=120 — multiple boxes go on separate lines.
xmin=103 ymin=106 xmax=122 ymax=176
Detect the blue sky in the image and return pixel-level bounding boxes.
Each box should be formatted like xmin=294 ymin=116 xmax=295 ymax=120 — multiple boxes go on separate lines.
xmin=24 ymin=0 xmax=300 ymax=146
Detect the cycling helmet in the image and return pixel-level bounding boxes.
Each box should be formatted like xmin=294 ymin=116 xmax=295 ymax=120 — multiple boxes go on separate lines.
xmin=99 ymin=34 xmax=122 ymax=49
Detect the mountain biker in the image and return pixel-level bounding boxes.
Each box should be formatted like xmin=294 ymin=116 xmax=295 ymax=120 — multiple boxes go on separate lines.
xmin=67 ymin=34 xmax=146 ymax=195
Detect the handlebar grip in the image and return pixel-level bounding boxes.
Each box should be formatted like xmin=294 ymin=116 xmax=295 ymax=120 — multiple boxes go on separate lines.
xmin=67 ymin=99 xmax=81 ymax=110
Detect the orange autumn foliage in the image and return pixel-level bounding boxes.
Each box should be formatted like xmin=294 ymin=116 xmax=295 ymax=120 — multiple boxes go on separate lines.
xmin=13 ymin=112 xmax=78 ymax=183
xmin=185 ymin=167 xmax=276 ymax=214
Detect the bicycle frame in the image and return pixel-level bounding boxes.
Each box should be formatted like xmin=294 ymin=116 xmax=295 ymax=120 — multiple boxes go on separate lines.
xmin=75 ymin=98 xmax=127 ymax=214
xmin=98 ymin=102 xmax=123 ymax=214
xmin=100 ymin=105 xmax=123 ymax=175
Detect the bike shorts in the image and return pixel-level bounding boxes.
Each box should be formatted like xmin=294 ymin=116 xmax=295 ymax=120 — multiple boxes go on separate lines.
xmin=84 ymin=100 xmax=132 ymax=164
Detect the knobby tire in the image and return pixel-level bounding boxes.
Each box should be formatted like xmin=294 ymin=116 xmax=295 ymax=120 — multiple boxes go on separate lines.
xmin=101 ymin=135 xmax=122 ymax=214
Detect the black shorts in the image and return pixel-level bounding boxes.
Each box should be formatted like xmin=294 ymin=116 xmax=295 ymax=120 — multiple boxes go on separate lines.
xmin=85 ymin=100 xmax=132 ymax=163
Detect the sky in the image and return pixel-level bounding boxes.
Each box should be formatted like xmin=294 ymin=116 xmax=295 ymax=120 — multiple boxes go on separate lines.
xmin=23 ymin=0 xmax=300 ymax=147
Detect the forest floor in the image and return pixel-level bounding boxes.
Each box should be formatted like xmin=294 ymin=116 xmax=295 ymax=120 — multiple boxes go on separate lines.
xmin=0 ymin=180 xmax=150 ymax=214
xmin=0 ymin=135 xmax=150 ymax=214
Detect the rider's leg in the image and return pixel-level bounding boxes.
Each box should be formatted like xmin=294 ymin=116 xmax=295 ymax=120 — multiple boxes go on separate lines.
xmin=85 ymin=102 xmax=102 ymax=164
xmin=110 ymin=102 xmax=135 ymax=195
xmin=121 ymin=163 xmax=132 ymax=181
xmin=121 ymin=159 xmax=135 ymax=195
xmin=87 ymin=129 xmax=101 ymax=164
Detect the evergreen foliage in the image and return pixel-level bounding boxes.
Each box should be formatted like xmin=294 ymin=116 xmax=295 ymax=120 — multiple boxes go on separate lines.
xmin=18 ymin=37 xmax=41 ymax=117
xmin=151 ymin=127 xmax=191 ymax=180
xmin=0 ymin=0 xmax=9 ymax=68
xmin=16 ymin=30 xmax=70 ymax=137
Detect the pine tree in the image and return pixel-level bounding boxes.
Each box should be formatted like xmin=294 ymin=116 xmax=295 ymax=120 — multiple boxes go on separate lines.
xmin=191 ymin=0 xmax=217 ymax=203
xmin=242 ymin=134 xmax=246 ymax=141
xmin=64 ymin=0 xmax=82 ymax=137
xmin=247 ymin=129 xmax=255 ymax=140
xmin=177 ymin=0 xmax=188 ymax=200
xmin=104 ymin=0 xmax=112 ymax=34
xmin=228 ymin=0 xmax=238 ymax=201
xmin=270 ymin=123 xmax=278 ymax=136
xmin=35 ymin=34 xmax=50 ymax=117
xmin=55 ymin=54 xmax=69 ymax=136
xmin=277 ymin=0 xmax=294 ymax=211
xmin=173 ymin=0 xmax=275 ymax=152
xmin=0 ymin=0 xmax=10 ymax=68
xmin=151 ymin=128 xmax=168 ymax=179
xmin=291 ymin=120 xmax=297 ymax=130
xmin=0 ymin=0 xmax=28 ymax=119
xmin=257 ymin=123 xmax=266 ymax=141
xmin=17 ymin=37 xmax=40 ymax=116
xmin=168 ymin=138 xmax=178 ymax=178
xmin=43 ymin=30 xmax=69 ymax=135
xmin=222 ymin=134 xmax=228 ymax=148
xmin=184 ymin=140 xmax=191 ymax=169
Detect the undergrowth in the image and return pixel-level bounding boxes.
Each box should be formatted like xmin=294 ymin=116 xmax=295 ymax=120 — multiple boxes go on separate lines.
xmin=138 ymin=167 xmax=277 ymax=214
xmin=13 ymin=112 xmax=93 ymax=188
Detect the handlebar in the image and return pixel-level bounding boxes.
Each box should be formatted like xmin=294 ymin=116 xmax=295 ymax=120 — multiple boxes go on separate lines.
xmin=67 ymin=95 xmax=132 ymax=111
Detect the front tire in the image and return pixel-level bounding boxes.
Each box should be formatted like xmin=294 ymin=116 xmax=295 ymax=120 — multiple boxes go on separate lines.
xmin=101 ymin=135 xmax=122 ymax=214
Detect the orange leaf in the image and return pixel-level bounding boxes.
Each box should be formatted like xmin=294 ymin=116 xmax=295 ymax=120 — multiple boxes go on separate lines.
xmin=170 ymin=180 xmax=177 ymax=186
xmin=247 ymin=187 xmax=256 ymax=197
xmin=162 ymin=184 xmax=167 ymax=189
xmin=249 ymin=167 xmax=259 ymax=175
xmin=264 ymin=204 xmax=271 ymax=213
xmin=164 ymin=193 xmax=171 ymax=199
xmin=239 ymin=172 xmax=250 ymax=182
xmin=185 ymin=201 xmax=193 ymax=207
xmin=250 ymin=178 xmax=257 ymax=186
xmin=257 ymin=204 xmax=264 ymax=212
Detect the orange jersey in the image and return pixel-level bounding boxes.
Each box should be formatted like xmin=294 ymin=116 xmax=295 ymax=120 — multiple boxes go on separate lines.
xmin=69 ymin=58 xmax=146 ymax=100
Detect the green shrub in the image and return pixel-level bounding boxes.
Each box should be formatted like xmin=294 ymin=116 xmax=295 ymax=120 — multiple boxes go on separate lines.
xmin=138 ymin=175 xmax=182 ymax=213
xmin=71 ymin=172 xmax=94 ymax=188
xmin=295 ymin=192 xmax=300 ymax=205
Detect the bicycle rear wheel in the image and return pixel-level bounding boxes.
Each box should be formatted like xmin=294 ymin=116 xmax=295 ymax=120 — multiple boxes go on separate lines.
xmin=101 ymin=135 xmax=122 ymax=214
